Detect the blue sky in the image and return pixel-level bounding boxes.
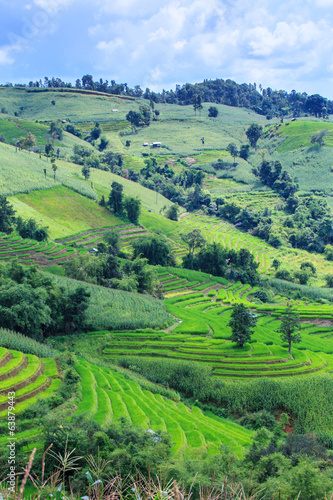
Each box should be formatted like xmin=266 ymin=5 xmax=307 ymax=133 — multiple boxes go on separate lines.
xmin=1 ymin=0 xmax=333 ymax=98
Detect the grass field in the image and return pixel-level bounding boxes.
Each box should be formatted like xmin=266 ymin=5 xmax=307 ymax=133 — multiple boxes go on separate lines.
xmin=0 ymin=87 xmax=270 ymax=158
xmin=10 ymin=186 xmax=122 ymax=239
xmin=74 ymin=357 xmax=253 ymax=456
xmin=47 ymin=273 xmax=173 ymax=331
xmin=270 ymin=120 xmax=333 ymax=153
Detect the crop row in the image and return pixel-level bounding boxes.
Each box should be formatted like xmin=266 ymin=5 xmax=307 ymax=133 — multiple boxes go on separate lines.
xmin=74 ymin=359 xmax=253 ymax=456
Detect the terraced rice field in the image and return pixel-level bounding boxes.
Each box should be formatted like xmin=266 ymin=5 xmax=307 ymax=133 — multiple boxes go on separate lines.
xmin=0 ymin=348 xmax=60 ymax=452
xmin=178 ymin=213 xmax=333 ymax=283
xmin=74 ymin=358 xmax=253 ymax=456
xmin=56 ymin=224 xmax=188 ymax=262
xmin=179 ymin=213 xmax=272 ymax=273
xmin=0 ymin=348 xmax=60 ymax=414
xmin=0 ymin=232 xmax=85 ymax=266
xmin=100 ymin=273 xmax=333 ymax=379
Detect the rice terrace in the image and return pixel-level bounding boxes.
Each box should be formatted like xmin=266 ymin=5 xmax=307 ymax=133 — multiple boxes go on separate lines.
xmin=2 ymin=80 xmax=333 ymax=499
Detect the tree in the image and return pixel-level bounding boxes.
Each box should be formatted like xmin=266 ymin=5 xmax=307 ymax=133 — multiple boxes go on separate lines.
xmin=208 ymin=106 xmax=218 ymax=117
xmin=126 ymin=111 xmax=141 ymax=134
xmin=98 ymin=135 xmax=109 ymax=151
xmin=51 ymin=157 xmax=58 ymax=181
xmin=278 ymin=303 xmax=301 ymax=355
xmin=90 ymin=123 xmax=101 ymax=140
xmin=124 ymin=197 xmax=141 ymax=224
xmin=181 ymin=229 xmax=206 ymax=269
xmin=139 ymin=105 xmax=151 ymax=126
xmin=239 ymin=144 xmax=250 ymax=161
xmin=193 ymin=94 xmax=203 ymax=115
xmin=310 ymin=130 xmax=327 ymax=147
xmin=132 ymin=235 xmax=175 ymax=266
xmin=0 ymin=282 xmax=51 ymax=340
xmin=226 ymin=143 xmax=239 ymax=166
xmin=45 ymin=142 xmax=54 ymax=158
xmin=228 ymin=303 xmax=257 ymax=347
xmin=122 ymin=256 xmax=156 ymax=294
xmin=0 ymin=196 xmax=16 ymax=234
xmin=306 ymin=94 xmax=326 ymax=117
xmin=18 ymin=132 xmax=36 ymax=151
xmin=246 ymin=124 xmax=263 ymax=150
xmin=24 ymin=131 xmax=37 ymax=150
xmin=60 ymin=286 xmax=91 ymax=335
xmin=108 ymin=182 xmax=124 ymax=214
xmin=49 ymin=122 xmax=63 ymax=141
xmin=16 ymin=216 xmax=48 ymax=241
xmin=82 ymin=74 xmax=95 ymax=90
xmin=165 ymin=203 xmax=179 ymax=221
xmin=82 ymin=165 xmax=90 ymax=180
xmin=325 ymin=274 xmax=333 ymax=288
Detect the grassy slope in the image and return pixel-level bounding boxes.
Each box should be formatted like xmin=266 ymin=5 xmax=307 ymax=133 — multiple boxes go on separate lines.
xmin=257 ymin=120 xmax=333 ymax=196
xmin=0 ymin=88 xmax=137 ymax=123
xmin=74 ymin=357 xmax=253 ymax=457
xmin=10 ymin=186 xmax=122 ymax=239
xmin=46 ymin=273 xmax=172 ymax=331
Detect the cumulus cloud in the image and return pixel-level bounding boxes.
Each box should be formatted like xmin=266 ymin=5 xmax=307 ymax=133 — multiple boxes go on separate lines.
xmin=1 ymin=0 xmax=333 ymax=96
xmin=0 ymin=46 xmax=14 ymax=65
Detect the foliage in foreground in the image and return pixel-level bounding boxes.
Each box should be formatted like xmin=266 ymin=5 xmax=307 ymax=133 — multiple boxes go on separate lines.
xmin=2 ymin=418 xmax=333 ymax=500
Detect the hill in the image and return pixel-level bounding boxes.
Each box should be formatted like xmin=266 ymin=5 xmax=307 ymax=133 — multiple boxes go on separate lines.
xmin=2 ymin=84 xmax=333 ymax=490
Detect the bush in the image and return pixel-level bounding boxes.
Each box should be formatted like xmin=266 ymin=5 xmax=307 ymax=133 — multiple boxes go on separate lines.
xmin=254 ymin=290 xmax=270 ymax=303
xmin=325 ymin=274 xmax=333 ymax=288
xmin=275 ymin=269 xmax=293 ymax=282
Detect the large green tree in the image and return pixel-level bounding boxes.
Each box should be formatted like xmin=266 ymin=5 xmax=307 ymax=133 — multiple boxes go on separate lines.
xmin=0 ymin=282 xmax=51 ymax=340
xmin=228 ymin=303 xmax=257 ymax=347
xmin=0 ymin=196 xmax=16 ymax=234
xmin=226 ymin=142 xmax=239 ymax=166
xmin=181 ymin=229 xmax=206 ymax=269
xmin=108 ymin=182 xmax=124 ymax=214
xmin=278 ymin=303 xmax=301 ymax=355
xmin=60 ymin=286 xmax=91 ymax=335
xmin=126 ymin=110 xmax=142 ymax=134
xmin=124 ymin=197 xmax=141 ymax=224
xmin=246 ymin=123 xmax=263 ymax=150
xmin=132 ymin=235 xmax=175 ymax=266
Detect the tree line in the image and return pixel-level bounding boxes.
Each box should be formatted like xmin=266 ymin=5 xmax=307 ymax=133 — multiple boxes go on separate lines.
xmin=2 ymin=75 xmax=332 ymax=119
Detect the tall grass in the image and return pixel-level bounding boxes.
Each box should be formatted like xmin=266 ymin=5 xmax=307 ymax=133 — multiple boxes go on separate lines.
xmin=0 ymin=328 xmax=56 ymax=357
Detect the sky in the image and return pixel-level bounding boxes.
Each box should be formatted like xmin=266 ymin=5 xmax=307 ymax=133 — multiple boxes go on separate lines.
xmin=1 ymin=0 xmax=333 ymax=98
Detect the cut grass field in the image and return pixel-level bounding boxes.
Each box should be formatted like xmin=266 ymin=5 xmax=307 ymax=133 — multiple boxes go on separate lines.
xmin=10 ymin=186 xmax=122 ymax=239
xmin=74 ymin=358 xmax=253 ymax=457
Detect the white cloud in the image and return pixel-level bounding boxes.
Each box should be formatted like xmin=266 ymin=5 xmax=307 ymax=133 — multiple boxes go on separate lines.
xmin=2 ymin=0 xmax=333 ymax=97
xmin=314 ymin=0 xmax=333 ymax=6
xmin=0 ymin=47 xmax=14 ymax=65
xmin=96 ymin=38 xmax=124 ymax=54
xmin=246 ymin=21 xmax=324 ymax=57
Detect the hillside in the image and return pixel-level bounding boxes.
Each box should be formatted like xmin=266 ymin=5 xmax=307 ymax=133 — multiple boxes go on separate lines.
xmin=2 ymin=85 xmax=333 ymax=497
